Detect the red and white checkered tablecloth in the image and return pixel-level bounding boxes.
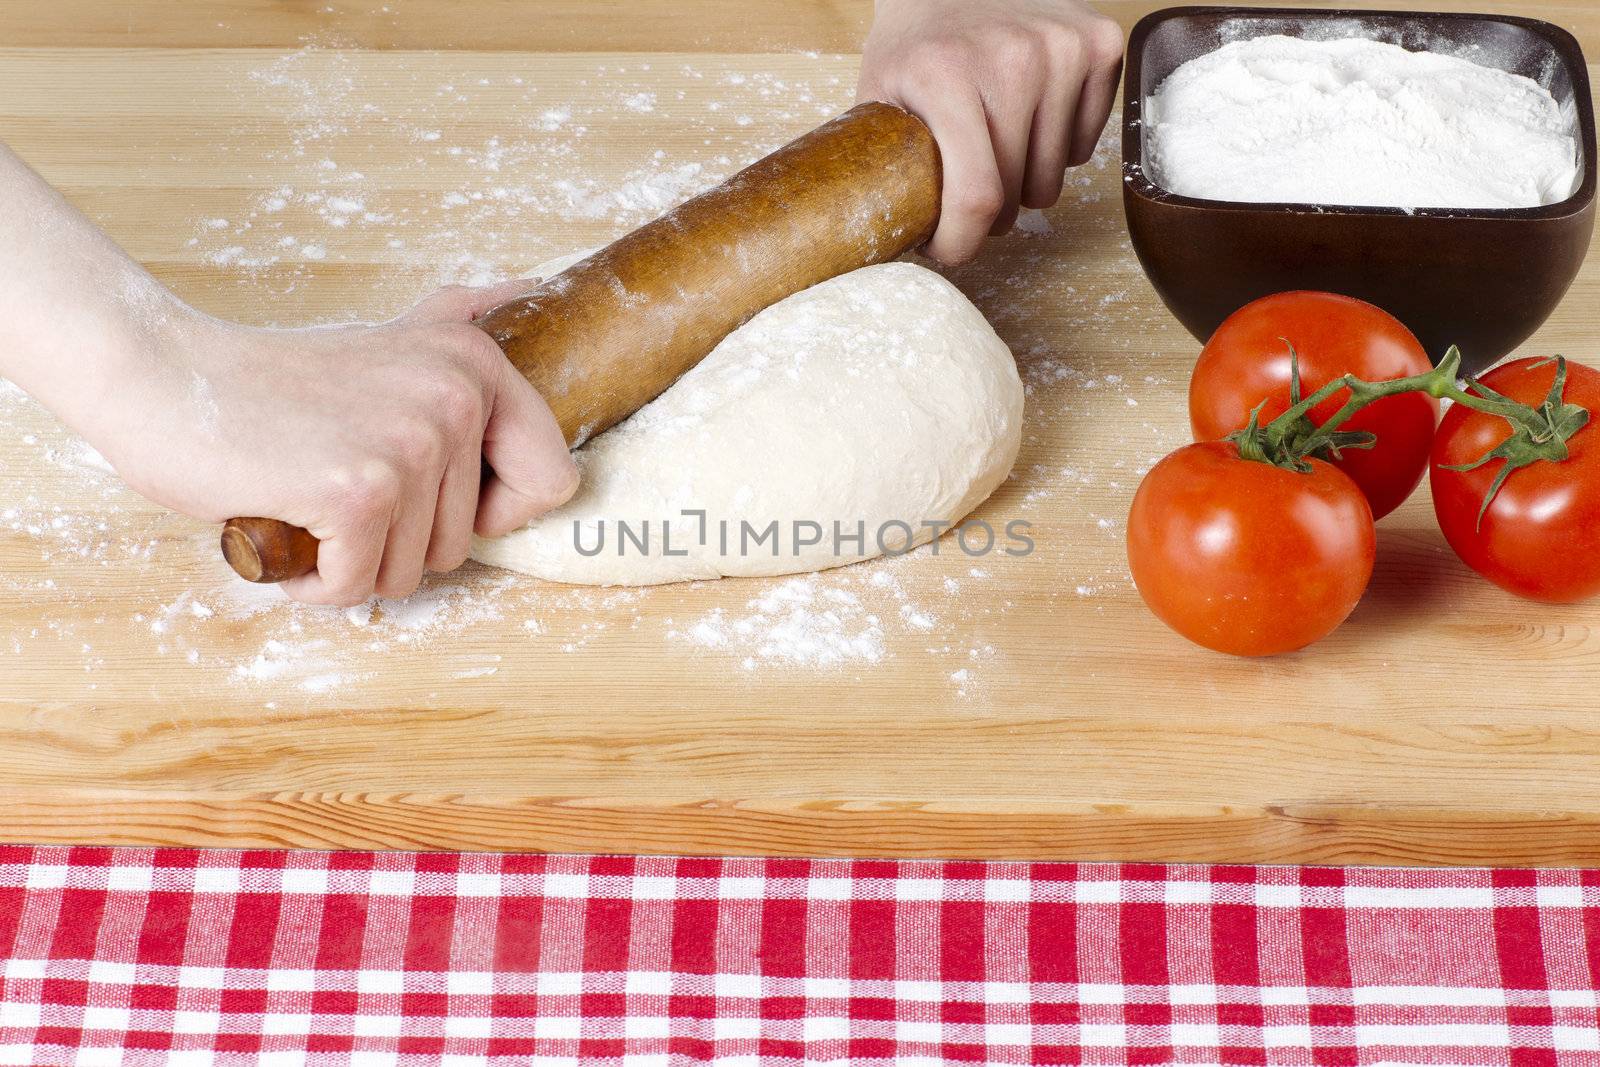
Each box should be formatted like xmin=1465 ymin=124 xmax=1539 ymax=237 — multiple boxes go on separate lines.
xmin=4 ymin=847 xmax=1600 ymax=1065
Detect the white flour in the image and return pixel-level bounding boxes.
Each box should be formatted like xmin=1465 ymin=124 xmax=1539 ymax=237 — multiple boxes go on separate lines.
xmin=1146 ymin=35 xmax=1580 ymax=210
xmin=675 ymin=577 xmax=888 ymax=668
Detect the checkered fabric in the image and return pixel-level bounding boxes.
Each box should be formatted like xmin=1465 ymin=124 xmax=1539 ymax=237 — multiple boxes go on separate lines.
xmin=3 ymin=847 xmax=1600 ymax=1065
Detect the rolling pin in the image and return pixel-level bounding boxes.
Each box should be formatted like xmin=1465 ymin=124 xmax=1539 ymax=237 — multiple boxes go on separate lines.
xmin=220 ymin=100 xmax=943 ymax=584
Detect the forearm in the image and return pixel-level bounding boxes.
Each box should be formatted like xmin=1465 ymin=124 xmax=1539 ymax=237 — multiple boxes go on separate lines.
xmin=0 ymin=140 xmax=214 ymax=446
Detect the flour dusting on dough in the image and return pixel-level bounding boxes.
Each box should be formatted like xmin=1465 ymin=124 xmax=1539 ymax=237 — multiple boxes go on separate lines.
xmin=470 ymin=260 xmax=1024 ymax=585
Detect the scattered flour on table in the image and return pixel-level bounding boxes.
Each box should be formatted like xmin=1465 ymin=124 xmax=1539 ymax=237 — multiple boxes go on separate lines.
xmin=675 ymin=577 xmax=887 ymax=668
xmin=7 ymin=345 xmax=1007 ymax=696
xmin=1014 ymin=208 xmax=1054 ymax=236
xmin=189 ymin=49 xmax=854 ymax=306
xmin=1 ymin=386 xmax=160 ymax=569
xmin=664 ymin=553 xmax=1005 ymax=696
xmin=2 ymin=45 xmax=1159 ymax=701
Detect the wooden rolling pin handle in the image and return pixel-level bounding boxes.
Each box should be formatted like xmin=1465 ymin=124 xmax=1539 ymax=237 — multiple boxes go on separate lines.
xmin=220 ymin=516 xmax=320 ymax=584
xmin=220 ymin=100 xmax=941 ymax=584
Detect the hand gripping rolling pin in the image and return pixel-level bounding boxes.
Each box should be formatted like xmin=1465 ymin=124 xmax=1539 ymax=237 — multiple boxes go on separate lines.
xmin=219 ymin=101 xmax=941 ymax=583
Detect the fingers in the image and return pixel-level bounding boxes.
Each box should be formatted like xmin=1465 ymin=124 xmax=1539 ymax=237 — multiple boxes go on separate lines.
xmin=1021 ymin=58 xmax=1081 ymax=210
xmin=476 ymin=363 xmax=579 ymax=538
xmin=373 ymin=472 xmax=440 ymax=599
xmin=980 ymin=82 xmax=1034 ymax=237
xmin=280 ymin=534 xmax=383 ymax=607
xmin=279 ymin=472 xmax=394 ymax=607
xmin=283 ymin=447 xmax=453 ymax=605
xmin=1069 ymin=19 xmax=1125 ymax=168
xmin=914 ymin=86 xmax=1006 ymax=266
xmin=401 ymin=277 xmax=541 ymax=326
xmin=281 ymin=334 xmax=496 ymax=606
xmin=425 ymin=446 xmax=483 ymax=573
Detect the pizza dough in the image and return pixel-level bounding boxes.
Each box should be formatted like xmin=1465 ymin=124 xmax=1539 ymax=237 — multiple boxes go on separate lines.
xmin=469 ymin=255 xmax=1023 ymax=586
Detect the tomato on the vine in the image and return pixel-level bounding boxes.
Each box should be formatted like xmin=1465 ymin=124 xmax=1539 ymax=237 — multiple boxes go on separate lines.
xmin=1431 ymin=357 xmax=1600 ymax=603
xmin=1127 ymin=442 xmax=1376 ymax=656
xmin=1190 ymin=291 xmax=1439 ymax=520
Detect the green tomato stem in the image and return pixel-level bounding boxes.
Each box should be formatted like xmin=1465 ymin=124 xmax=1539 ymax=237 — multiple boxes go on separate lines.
xmin=1235 ymin=341 xmax=1590 ymax=528
xmin=1262 ymin=346 xmax=1548 ymax=458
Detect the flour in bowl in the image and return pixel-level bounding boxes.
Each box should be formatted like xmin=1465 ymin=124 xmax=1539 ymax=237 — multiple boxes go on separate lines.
xmin=1145 ymin=34 xmax=1581 ymax=210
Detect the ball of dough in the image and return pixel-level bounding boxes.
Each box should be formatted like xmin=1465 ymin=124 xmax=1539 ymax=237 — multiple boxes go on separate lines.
xmin=471 ymin=259 xmax=1023 ymax=586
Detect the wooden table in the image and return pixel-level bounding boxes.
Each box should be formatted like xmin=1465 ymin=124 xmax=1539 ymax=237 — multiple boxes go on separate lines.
xmin=3 ymin=1 xmax=1599 ymax=865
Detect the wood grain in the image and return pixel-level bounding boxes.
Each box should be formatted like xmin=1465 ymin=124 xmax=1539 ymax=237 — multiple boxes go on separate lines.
xmin=6 ymin=1 xmax=1597 ymax=52
xmin=2 ymin=1 xmax=1600 ymax=863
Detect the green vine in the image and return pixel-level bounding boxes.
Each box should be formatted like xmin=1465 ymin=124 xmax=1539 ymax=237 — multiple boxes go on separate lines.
xmin=1228 ymin=344 xmax=1591 ymax=527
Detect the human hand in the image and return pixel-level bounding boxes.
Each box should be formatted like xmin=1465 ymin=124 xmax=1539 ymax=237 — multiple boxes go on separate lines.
xmin=102 ymin=280 xmax=577 ymax=606
xmin=857 ymin=0 xmax=1124 ymax=264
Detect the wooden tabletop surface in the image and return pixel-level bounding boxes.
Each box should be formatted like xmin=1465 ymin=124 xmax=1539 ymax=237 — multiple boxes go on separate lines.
xmin=3 ymin=0 xmax=1599 ymax=864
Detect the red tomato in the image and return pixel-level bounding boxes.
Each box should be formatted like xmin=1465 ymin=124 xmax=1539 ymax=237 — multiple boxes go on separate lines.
xmin=1190 ymin=291 xmax=1439 ymax=520
xmin=1127 ymin=442 xmax=1377 ymax=656
xmin=1431 ymin=358 xmax=1600 ymax=603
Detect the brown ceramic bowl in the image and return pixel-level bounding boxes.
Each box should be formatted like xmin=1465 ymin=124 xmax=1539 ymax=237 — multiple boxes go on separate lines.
xmin=1123 ymin=6 xmax=1597 ymax=376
